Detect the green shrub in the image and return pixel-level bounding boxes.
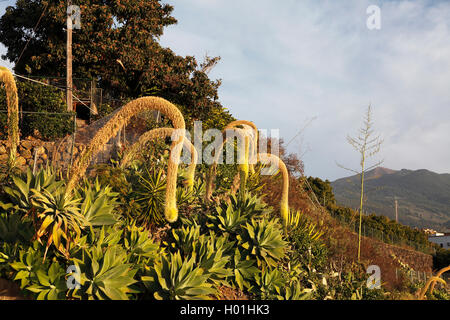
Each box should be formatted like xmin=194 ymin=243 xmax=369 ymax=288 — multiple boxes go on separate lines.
xmin=0 ymin=80 xmax=74 ymax=140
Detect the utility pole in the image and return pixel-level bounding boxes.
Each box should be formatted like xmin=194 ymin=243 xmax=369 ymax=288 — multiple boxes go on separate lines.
xmin=395 ymin=196 xmax=398 ymax=223
xmin=66 ymin=0 xmax=73 ymax=112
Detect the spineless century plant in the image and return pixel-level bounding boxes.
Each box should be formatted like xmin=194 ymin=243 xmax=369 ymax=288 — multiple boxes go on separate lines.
xmin=205 ymin=127 xmax=250 ymax=201
xmin=425 ymin=265 xmax=450 ymax=298
xmin=258 ymin=152 xmax=290 ymax=229
xmin=337 ymin=105 xmax=383 ymax=262
xmin=67 ymin=96 xmax=186 ymax=223
xmin=0 ymin=66 xmax=19 ymax=168
xmin=224 ymin=120 xmax=258 ymax=174
xmin=120 ymin=127 xmax=198 ymax=190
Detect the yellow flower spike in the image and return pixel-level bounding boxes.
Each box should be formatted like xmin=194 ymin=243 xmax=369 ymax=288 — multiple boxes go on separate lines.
xmin=258 ymin=153 xmax=290 ymax=228
xmin=428 ymin=265 xmax=450 ymax=296
xmin=67 ymin=97 xmax=185 ymax=224
xmin=205 ymin=127 xmax=249 ymax=201
xmin=225 ymin=120 xmax=258 ymax=174
xmin=419 ymin=276 xmax=447 ymax=300
xmin=0 ymin=66 xmax=19 ymax=168
xmin=121 ymin=127 xmax=198 ymax=191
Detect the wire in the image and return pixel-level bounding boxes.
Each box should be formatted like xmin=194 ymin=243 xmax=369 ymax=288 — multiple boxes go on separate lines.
xmin=12 ymin=73 xmax=96 ymax=113
xmin=15 ymin=2 xmax=49 ymax=66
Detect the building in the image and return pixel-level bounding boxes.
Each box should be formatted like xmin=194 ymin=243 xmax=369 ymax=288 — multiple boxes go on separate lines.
xmin=428 ymin=233 xmax=450 ymax=249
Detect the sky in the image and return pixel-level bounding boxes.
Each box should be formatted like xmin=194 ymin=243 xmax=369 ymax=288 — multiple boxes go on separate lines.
xmin=1 ymin=0 xmax=450 ymax=180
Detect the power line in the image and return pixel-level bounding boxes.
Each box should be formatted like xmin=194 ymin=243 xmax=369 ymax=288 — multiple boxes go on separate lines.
xmin=15 ymin=2 xmax=49 ymax=66
xmin=12 ymin=73 xmax=96 ymax=114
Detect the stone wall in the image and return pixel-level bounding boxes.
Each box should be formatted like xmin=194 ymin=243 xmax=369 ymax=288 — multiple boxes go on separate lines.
xmin=0 ymin=137 xmax=87 ymax=170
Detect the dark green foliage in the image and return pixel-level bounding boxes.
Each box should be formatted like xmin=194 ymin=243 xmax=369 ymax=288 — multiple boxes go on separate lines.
xmin=433 ymin=248 xmax=450 ymax=270
xmin=329 ymin=203 xmax=432 ymax=251
xmin=304 ymin=176 xmax=336 ymax=207
xmin=0 ymin=80 xmax=73 ymax=140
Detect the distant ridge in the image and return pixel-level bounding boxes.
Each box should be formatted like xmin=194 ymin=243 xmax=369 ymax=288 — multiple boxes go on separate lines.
xmin=331 ymin=167 xmax=450 ymax=232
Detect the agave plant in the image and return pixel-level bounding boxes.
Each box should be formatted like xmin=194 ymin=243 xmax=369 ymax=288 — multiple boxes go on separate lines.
xmin=133 ymin=168 xmax=166 ymax=226
xmin=122 ymin=224 xmax=160 ymax=265
xmin=206 ymin=194 xmax=268 ymax=235
xmin=142 ymin=251 xmax=216 ymax=300
xmin=2 ymin=167 xmax=61 ymax=214
xmin=0 ymin=211 xmax=34 ymax=243
xmin=288 ymin=210 xmax=324 ymax=241
xmin=31 ymin=186 xmax=86 ymax=260
xmin=237 ymin=218 xmax=287 ymax=269
xmin=166 ymin=224 xmax=233 ymax=286
xmin=9 ymin=243 xmax=45 ymax=289
xmin=253 ymin=267 xmax=286 ymax=299
xmin=71 ymin=244 xmax=138 ymax=300
xmin=275 ymin=281 xmax=313 ymax=300
xmin=230 ymin=248 xmax=260 ymax=291
xmin=76 ymin=178 xmax=120 ymax=227
xmin=24 ymin=261 xmax=67 ymax=300
xmin=67 ymin=96 xmax=186 ymax=224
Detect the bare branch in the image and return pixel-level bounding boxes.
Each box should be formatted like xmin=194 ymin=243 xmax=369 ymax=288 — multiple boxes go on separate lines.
xmin=336 ymin=161 xmax=360 ymax=174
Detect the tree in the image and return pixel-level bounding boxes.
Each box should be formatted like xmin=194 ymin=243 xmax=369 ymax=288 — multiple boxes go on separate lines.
xmin=304 ymin=176 xmax=336 ymax=207
xmin=0 ymin=0 xmax=226 ymax=124
xmin=337 ymin=105 xmax=383 ymax=262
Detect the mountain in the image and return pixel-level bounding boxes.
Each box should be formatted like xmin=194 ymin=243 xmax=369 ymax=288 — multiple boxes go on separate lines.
xmin=331 ymin=167 xmax=450 ymax=232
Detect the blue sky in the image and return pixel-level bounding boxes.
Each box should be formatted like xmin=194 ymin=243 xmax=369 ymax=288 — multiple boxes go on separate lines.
xmin=2 ymin=0 xmax=450 ymax=180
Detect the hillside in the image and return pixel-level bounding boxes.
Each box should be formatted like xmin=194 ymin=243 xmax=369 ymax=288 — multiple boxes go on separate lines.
xmin=331 ymin=167 xmax=450 ymax=232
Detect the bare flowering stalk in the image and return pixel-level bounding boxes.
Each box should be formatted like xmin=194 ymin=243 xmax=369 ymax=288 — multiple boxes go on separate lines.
xmin=337 ymin=105 xmax=383 ymax=262
xmin=67 ymin=96 xmax=185 ymax=223
xmin=121 ymin=127 xmax=198 ymax=190
xmin=0 ymin=66 xmax=19 ymax=168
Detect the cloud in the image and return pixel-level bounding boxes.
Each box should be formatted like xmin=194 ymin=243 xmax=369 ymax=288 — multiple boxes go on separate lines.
xmin=1 ymin=0 xmax=449 ymax=180
xmin=160 ymin=0 xmax=450 ymax=180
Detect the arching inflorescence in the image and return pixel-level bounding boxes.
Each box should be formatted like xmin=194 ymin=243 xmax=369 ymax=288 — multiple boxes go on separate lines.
xmin=67 ymin=96 xmax=186 ymax=223
xmin=258 ymin=152 xmax=290 ymax=228
xmin=120 ymin=127 xmax=198 ymax=191
xmin=0 ymin=67 xmax=19 ymax=168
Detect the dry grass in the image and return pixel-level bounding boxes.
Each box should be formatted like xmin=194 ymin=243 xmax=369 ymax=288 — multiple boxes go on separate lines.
xmin=67 ymin=97 xmax=186 ymax=223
